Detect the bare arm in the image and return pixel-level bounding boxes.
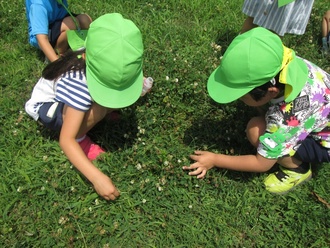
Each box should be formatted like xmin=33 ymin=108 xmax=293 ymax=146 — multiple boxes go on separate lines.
xmin=36 ymin=34 xmax=59 ymax=62
xmin=60 ymin=106 xmax=120 ymax=200
xmin=183 ymin=150 xmax=276 ymax=179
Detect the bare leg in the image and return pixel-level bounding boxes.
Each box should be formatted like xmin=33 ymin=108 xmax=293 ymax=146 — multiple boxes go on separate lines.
xmin=55 ymin=16 xmax=77 ymax=55
xmin=322 ymin=10 xmax=330 ymax=38
xmin=55 ymin=15 xmax=92 ymax=55
xmin=76 ymin=14 xmax=92 ymax=29
xmin=241 ymin=16 xmax=257 ymax=34
xmin=245 ymin=116 xmax=266 ymax=148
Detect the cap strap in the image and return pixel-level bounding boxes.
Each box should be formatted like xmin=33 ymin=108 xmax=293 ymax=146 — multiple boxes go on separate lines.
xmin=279 ymin=45 xmax=295 ymax=98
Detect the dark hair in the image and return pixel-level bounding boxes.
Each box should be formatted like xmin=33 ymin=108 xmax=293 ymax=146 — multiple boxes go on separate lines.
xmin=42 ymin=49 xmax=86 ymax=81
xmin=248 ymin=74 xmax=283 ymax=101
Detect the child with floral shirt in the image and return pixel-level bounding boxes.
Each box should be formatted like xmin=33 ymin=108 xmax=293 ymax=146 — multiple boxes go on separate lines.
xmin=183 ymin=27 xmax=330 ymax=194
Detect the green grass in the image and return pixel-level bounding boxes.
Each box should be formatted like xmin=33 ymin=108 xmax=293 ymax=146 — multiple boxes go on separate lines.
xmin=1 ymin=0 xmax=330 ymax=247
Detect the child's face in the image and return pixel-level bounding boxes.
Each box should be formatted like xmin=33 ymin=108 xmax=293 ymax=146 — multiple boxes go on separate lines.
xmin=239 ymin=85 xmax=280 ymax=106
xmin=239 ymin=92 xmax=272 ymax=107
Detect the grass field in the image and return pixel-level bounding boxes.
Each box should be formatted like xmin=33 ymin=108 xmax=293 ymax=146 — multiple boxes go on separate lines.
xmin=1 ymin=0 xmax=330 ymax=247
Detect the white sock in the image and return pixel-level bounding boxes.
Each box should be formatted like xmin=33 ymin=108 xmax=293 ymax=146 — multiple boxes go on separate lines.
xmin=76 ymin=135 xmax=86 ymax=143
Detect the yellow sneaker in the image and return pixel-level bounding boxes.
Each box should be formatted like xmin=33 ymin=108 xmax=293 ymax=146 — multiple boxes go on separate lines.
xmin=264 ymin=166 xmax=312 ymax=194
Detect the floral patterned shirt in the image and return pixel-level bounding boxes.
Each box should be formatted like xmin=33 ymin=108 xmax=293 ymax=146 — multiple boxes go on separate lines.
xmin=258 ymin=58 xmax=330 ymax=159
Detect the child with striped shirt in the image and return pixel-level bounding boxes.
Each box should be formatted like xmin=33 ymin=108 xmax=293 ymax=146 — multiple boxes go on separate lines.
xmin=26 ymin=13 xmax=150 ymax=201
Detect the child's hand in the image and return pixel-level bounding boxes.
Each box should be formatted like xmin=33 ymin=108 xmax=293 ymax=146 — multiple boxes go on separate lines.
xmin=92 ymin=174 xmax=120 ymax=201
xmin=182 ymin=150 xmax=216 ymax=179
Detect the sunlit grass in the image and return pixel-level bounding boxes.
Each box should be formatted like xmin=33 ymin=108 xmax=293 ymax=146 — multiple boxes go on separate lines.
xmin=0 ymin=0 xmax=329 ymax=247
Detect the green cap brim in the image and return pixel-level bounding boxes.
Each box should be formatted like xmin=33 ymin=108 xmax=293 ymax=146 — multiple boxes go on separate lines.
xmin=67 ymin=30 xmax=88 ymax=51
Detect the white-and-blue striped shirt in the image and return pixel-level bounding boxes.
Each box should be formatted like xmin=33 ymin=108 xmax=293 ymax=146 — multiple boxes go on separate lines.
xmin=55 ymin=70 xmax=92 ymax=111
xmin=25 ymin=69 xmax=92 ymax=121
xmin=242 ymin=0 xmax=314 ymax=36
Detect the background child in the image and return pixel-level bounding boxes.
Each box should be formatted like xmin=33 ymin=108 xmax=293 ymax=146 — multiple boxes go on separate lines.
xmin=25 ymin=13 xmax=148 ymax=200
xmin=322 ymin=10 xmax=330 ymax=54
xmin=183 ymin=27 xmax=330 ymax=194
xmin=25 ymin=0 xmax=92 ymax=62
xmin=241 ymin=0 xmax=314 ymax=36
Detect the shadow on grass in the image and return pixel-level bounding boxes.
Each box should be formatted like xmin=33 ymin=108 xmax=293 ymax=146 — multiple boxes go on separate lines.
xmin=214 ymin=29 xmax=239 ymax=54
xmin=183 ymin=101 xmax=280 ymax=183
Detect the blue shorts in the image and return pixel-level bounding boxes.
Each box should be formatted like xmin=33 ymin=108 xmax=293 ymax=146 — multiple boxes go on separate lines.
xmin=38 ymin=102 xmax=64 ymax=131
xmin=48 ymin=13 xmax=77 ymax=47
xmin=294 ymin=137 xmax=330 ymax=164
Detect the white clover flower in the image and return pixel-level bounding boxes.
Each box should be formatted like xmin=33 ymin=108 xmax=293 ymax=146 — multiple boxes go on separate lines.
xmin=130 ymin=180 xmax=135 ymax=184
xmin=70 ymin=186 xmax=75 ymax=192
xmin=17 ymin=186 xmax=22 ymax=192
xmin=157 ymin=186 xmax=163 ymax=192
xmin=160 ymin=177 xmax=166 ymax=185
xmin=142 ymin=199 xmax=147 ymax=204
xmin=163 ymin=161 xmax=169 ymax=166
xmin=145 ymin=178 xmax=150 ymax=183
xmin=89 ymin=207 xmax=93 ymax=212
xmin=124 ymin=133 xmax=129 ymax=138
xmin=188 ymin=205 xmax=193 ymax=209
xmin=177 ymin=159 xmax=182 ymax=163
xmin=58 ymin=216 xmax=67 ymax=224
xmin=41 ymin=186 xmax=45 ymax=191
xmin=95 ymin=199 xmax=100 ymax=206
xmin=165 ymin=76 xmax=169 ymax=81
xmin=174 ymin=78 xmax=179 ymax=83
xmin=136 ymin=163 xmax=142 ymax=170
xmin=42 ymin=155 xmax=48 ymax=161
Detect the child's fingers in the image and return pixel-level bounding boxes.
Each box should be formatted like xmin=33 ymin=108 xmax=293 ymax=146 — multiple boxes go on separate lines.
xmin=182 ymin=162 xmax=199 ymax=170
xmin=196 ymin=170 xmax=206 ymax=179
xmin=187 ymin=167 xmax=203 ymax=176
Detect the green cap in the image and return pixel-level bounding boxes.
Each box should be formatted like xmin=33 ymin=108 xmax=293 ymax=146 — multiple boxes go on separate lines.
xmin=67 ymin=29 xmax=88 ymax=51
xmin=207 ymin=27 xmax=308 ymax=104
xmin=84 ymin=13 xmax=144 ymax=108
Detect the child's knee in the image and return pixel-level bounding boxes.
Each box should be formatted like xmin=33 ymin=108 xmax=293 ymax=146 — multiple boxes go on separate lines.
xmin=324 ymin=10 xmax=330 ymax=20
xmin=77 ymin=14 xmax=92 ymax=29
xmin=245 ymin=116 xmax=266 ymax=147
